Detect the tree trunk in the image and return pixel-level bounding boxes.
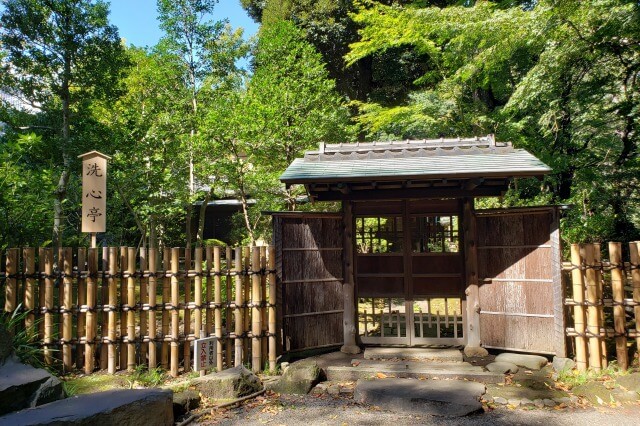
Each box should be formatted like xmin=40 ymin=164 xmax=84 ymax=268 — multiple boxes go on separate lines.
xmin=196 ymin=190 xmax=213 ymax=247
xmin=53 ymin=52 xmax=72 ymax=250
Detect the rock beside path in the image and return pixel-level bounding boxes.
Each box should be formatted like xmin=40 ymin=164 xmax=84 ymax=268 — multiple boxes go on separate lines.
xmin=552 ymin=357 xmax=576 ymax=372
xmin=192 ymin=365 xmax=262 ymax=400
xmin=495 ymin=353 xmax=548 ymax=370
xmin=0 ymin=357 xmax=64 ymax=415
xmin=272 ymin=360 xmax=322 ymax=395
xmin=464 ymin=346 xmax=489 ymax=358
xmin=354 ymin=378 xmax=485 ymax=417
xmin=486 ymin=362 xmax=519 ymax=374
xmin=0 ymin=323 xmax=12 ymax=366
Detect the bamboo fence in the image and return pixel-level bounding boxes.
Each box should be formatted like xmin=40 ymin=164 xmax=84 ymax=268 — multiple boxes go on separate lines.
xmin=1 ymin=246 xmax=277 ymax=377
xmin=564 ymin=242 xmax=640 ymax=371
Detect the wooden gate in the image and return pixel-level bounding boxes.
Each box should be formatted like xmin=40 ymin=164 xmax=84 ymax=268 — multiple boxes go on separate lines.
xmin=272 ymin=213 xmax=344 ymax=353
xmin=476 ymin=207 xmax=565 ymax=356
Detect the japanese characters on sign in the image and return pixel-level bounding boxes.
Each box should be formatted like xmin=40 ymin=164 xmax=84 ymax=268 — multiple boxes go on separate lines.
xmin=194 ymin=336 xmax=217 ymax=371
xmin=78 ymin=151 xmax=110 ymax=233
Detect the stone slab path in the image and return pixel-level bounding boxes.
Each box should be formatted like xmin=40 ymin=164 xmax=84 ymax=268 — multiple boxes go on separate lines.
xmin=364 ymin=347 xmax=463 ymax=362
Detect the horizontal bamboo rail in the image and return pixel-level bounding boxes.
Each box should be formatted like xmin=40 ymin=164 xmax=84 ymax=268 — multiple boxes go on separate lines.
xmin=1 ymin=246 xmax=277 ymax=377
xmin=563 ymin=242 xmax=640 ymax=371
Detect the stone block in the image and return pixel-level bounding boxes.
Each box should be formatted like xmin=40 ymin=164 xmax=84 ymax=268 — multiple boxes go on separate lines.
xmin=486 ymin=362 xmax=519 ymax=374
xmin=495 ymin=353 xmax=548 ymax=370
xmin=463 ymin=346 xmax=489 ymax=358
xmin=272 ymin=360 xmax=322 ymax=395
xmin=192 ymin=365 xmax=262 ymax=400
xmin=552 ymin=357 xmax=576 ymax=373
xmin=172 ymin=390 xmax=200 ymax=418
xmin=0 ymin=358 xmax=64 ymax=415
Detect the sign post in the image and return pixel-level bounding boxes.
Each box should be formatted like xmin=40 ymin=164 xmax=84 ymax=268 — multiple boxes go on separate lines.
xmin=194 ymin=336 xmax=217 ymax=373
xmin=78 ymin=151 xmax=111 ymax=247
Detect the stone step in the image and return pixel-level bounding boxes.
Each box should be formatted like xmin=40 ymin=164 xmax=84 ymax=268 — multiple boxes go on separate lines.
xmin=354 ymin=378 xmax=485 ymax=417
xmin=351 ymin=359 xmax=484 ymax=371
xmin=327 ymin=365 xmax=504 ymax=383
xmin=363 ymin=347 xmax=463 ymax=362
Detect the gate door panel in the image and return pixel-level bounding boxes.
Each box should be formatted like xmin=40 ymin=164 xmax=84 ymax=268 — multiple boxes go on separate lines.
xmin=273 ymin=213 xmax=344 ymax=353
xmin=476 ymin=207 xmax=565 ymax=355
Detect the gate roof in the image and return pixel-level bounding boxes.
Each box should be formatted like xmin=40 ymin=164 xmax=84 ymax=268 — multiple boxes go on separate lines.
xmin=280 ymin=136 xmax=550 ymax=201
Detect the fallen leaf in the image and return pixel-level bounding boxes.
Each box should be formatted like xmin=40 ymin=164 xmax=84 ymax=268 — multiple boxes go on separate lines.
xmin=376 ymin=373 xmax=387 ymax=379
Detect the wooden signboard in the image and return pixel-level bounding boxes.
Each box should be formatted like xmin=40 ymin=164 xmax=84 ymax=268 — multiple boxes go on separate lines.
xmin=194 ymin=336 xmax=217 ymax=371
xmin=78 ymin=151 xmax=111 ymax=234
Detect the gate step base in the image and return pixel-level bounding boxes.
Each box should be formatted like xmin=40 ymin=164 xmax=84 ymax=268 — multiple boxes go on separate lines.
xmin=364 ymin=347 xmax=463 ymax=362
xmin=327 ymin=365 xmax=504 ymax=384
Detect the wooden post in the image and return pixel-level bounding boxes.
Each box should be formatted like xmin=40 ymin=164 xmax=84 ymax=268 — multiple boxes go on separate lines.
xmin=184 ymin=248 xmax=192 ymax=373
xmin=108 ymin=247 xmax=118 ymax=374
xmin=100 ymin=246 xmax=108 ymax=370
xmin=140 ymin=247 xmax=148 ymax=365
xmin=570 ymin=244 xmax=588 ymax=371
xmin=251 ymin=246 xmax=262 ymax=372
xmin=593 ymin=244 xmax=607 ymax=368
xmin=120 ymin=247 xmax=128 ymax=370
xmin=584 ymin=244 xmax=602 ymax=371
xmin=77 ymin=248 xmax=87 ymax=369
xmin=225 ymin=246 xmax=233 ymax=367
xmin=170 ymin=248 xmax=180 ymax=377
xmin=630 ymin=241 xmax=640 ymax=361
xmin=5 ymin=248 xmax=18 ymax=313
xmin=161 ymin=249 xmax=170 ymax=369
xmin=609 ymin=242 xmax=628 ymax=370
xmin=260 ymin=246 xmax=268 ymax=367
xmin=205 ymin=246 xmax=213 ymax=339
xmin=85 ymin=248 xmax=98 ymax=374
xmin=234 ymin=247 xmax=244 ymax=366
xmin=23 ymin=248 xmax=35 ymax=330
xmin=243 ymin=247 xmax=251 ymax=364
xmin=462 ymin=198 xmax=481 ymax=350
xmin=148 ymin=247 xmax=158 ymax=369
xmin=127 ymin=247 xmax=136 ymax=371
xmin=194 ymin=247 xmax=203 ymax=376
xmin=341 ymin=201 xmax=360 ymax=354
xmin=268 ymin=246 xmax=277 ymax=372
xmin=38 ymin=248 xmax=46 ymax=342
xmin=61 ymin=247 xmax=73 ymax=372
xmin=214 ymin=246 xmax=223 ymax=372
xmin=43 ymin=248 xmax=54 ymax=366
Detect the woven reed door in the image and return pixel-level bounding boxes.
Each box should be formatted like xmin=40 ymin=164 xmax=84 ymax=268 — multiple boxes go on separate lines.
xmin=272 ymin=213 xmax=344 ymax=353
xmin=475 ymin=207 xmax=565 ymax=356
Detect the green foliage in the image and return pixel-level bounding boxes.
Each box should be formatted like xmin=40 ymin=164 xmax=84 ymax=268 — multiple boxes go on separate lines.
xmin=128 ymin=365 xmax=167 ymax=388
xmin=0 ymin=306 xmax=46 ymax=370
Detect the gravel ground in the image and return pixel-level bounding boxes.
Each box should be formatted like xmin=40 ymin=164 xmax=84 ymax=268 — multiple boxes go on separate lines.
xmin=196 ymin=392 xmax=640 ymax=426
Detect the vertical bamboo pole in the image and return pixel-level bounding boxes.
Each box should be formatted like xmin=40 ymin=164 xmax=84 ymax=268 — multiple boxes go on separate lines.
xmin=43 ymin=248 xmax=54 ymax=366
xmin=205 ymin=247 xmax=213 ymax=338
xmin=108 ymin=247 xmax=118 ymax=374
xmin=77 ymin=248 xmax=87 ymax=369
xmin=251 ymin=246 xmax=262 ymax=373
xmin=140 ymin=247 xmax=148 ymax=365
xmin=100 ymin=247 xmax=108 ymax=370
xmin=609 ymin=242 xmax=628 ymax=370
xmin=570 ymin=244 xmax=588 ymax=371
xmin=225 ymin=246 xmax=232 ymax=367
xmin=214 ymin=246 xmax=223 ymax=372
xmin=170 ymin=248 xmax=180 ymax=377
xmin=585 ymin=244 xmax=602 ymax=371
xmin=161 ymin=249 xmax=170 ymax=369
xmin=85 ymin=248 xmax=97 ymax=374
xmin=61 ymin=247 xmax=73 ymax=372
xmin=630 ymin=241 xmax=640 ymax=361
xmin=4 ymin=248 xmax=18 ymax=313
xmin=148 ymin=247 xmax=157 ymax=369
xmin=243 ymin=247 xmax=250 ymax=364
xmin=23 ymin=248 xmax=35 ymax=330
xmin=119 ymin=247 xmax=128 ymax=370
xmin=260 ymin=246 xmax=268 ymax=367
xmin=184 ymin=248 xmax=192 ymax=373
xmin=593 ymin=244 xmax=607 ymax=368
xmin=194 ymin=247 xmax=203 ymax=376
xmin=38 ymin=248 xmax=45 ymax=342
xmin=268 ymin=246 xmax=276 ymax=372
xmin=127 ymin=247 xmax=136 ymax=371
xmin=234 ymin=247 xmax=244 ymax=367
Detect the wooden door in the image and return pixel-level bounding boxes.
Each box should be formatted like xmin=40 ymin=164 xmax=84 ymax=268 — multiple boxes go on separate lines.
xmin=475 ymin=207 xmax=565 ymax=356
xmin=272 ymin=213 xmax=344 ymax=353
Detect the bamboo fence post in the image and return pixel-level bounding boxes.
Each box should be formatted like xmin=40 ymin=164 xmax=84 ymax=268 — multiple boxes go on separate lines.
xmin=251 ymin=246 xmax=262 ymax=373
xmin=127 ymin=247 xmax=136 ymax=371
xmin=570 ymin=244 xmax=588 ymax=371
xmin=170 ymin=247 xmax=180 ymax=377
xmin=609 ymin=242 xmax=628 ymax=370
xmin=61 ymin=247 xmax=73 ymax=372
xmin=23 ymin=248 xmax=35 ymax=331
xmin=38 ymin=248 xmax=45 ymax=342
xmin=120 ymin=246 xmax=128 ymax=370
xmin=214 ymin=246 xmax=223 ymax=372
xmin=225 ymin=246 xmax=232 ymax=367
xmin=162 ymin=249 xmax=170 ymax=369
xmin=5 ymin=248 xmax=18 ymax=313
xmin=243 ymin=247 xmax=250 ymax=364
xmin=593 ymin=243 xmax=607 ymax=368
xmin=194 ymin=247 xmax=203 ymax=376
xmin=234 ymin=247 xmax=244 ymax=367
xmin=43 ymin=248 xmax=54 ymax=366
xmin=85 ymin=248 xmax=98 ymax=374
xmin=205 ymin=247 xmax=213 ymax=339
xmin=108 ymin=247 xmax=118 ymax=374
xmin=148 ymin=247 xmax=157 ymax=369
xmin=268 ymin=246 xmax=277 ymax=372
xmin=184 ymin=248 xmax=192 ymax=373
xmin=585 ymin=244 xmax=602 ymax=371
xmin=260 ymin=246 xmax=268 ymax=367
xmin=630 ymin=241 xmax=640 ymax=361
xmin=140 ymin=247 xmax=148 ymax=365
xmin=100 ymin=246 xmax=108 ymax=370
xmin=77 ymin=248 xmax=87 ymax=369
